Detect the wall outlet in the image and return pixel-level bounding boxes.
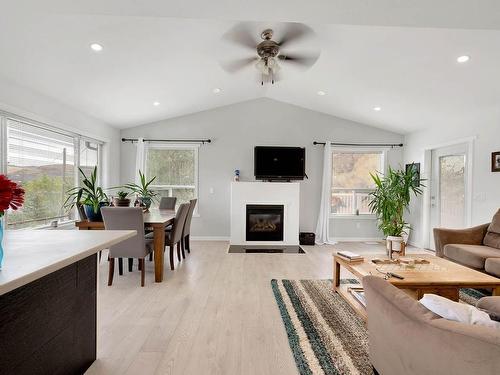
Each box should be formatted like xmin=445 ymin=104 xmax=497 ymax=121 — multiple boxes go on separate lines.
xmin=209 ymin=187 xmax=214 ymax=194
xmin=356 ymin=222 xmax=361 ymax=229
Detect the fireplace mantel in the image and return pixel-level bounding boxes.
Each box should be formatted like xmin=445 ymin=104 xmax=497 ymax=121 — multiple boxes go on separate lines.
xmin=230 ymin=182 xmax=300 ymax=245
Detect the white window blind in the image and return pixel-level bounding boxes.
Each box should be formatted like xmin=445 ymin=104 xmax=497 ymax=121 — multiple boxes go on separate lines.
xmin=3 ymin=115 xmax=104 ymax=229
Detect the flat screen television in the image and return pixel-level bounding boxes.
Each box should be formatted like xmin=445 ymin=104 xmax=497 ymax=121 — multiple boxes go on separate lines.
xmin=254 ymin=146 xmax=306 ymax=180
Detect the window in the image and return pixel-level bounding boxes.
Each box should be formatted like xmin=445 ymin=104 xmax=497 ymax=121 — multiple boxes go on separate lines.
xmin=79 ymin=139 xmax=101 ymax=184
xmin=2 ymin=115 xmax=103 ymax=229
xmin=6 ymin=119 xmax=76 ymax=228
xmin=331 ymin=150 xmax=385 ymax=216
xmin=145 ymin=144 xmax=198 ymax=210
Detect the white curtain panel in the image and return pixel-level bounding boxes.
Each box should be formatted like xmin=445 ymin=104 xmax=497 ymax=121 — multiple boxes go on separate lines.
xmin=315 ymin=142 xmax=335 ymax=244
xmin=135 ymin=138 xmax=147 ymax=184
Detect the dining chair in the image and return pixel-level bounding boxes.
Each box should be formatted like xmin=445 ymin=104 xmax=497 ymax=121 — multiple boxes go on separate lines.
xmin=159 ymin=196 xmax=177 ymax=210
xmin=164 ymin=203 xmax=189 ymax=270
xmin=182 ymin=199 xmax=197 ymax=256
xmin=76 ymin=203 xmax=88 ymax=221
xmin=101 ymin=207 xmax=153 ymax=287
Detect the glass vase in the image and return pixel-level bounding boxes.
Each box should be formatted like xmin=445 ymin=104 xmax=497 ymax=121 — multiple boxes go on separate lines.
xmin=0 ymin=218 xmax=4 ymax=269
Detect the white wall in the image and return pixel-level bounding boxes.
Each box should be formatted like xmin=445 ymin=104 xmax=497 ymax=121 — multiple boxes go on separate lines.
xmin=121 ymin=98 xmax=403 ymax=239
xmin=404 ymin=119 xmax=500 ymax=248
xmin=0 ymin=77 xmax=121 ymax=187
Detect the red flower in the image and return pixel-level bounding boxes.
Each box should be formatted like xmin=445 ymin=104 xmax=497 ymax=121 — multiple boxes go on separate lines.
xmin=0 ymin=175 xmax=25 ymax=216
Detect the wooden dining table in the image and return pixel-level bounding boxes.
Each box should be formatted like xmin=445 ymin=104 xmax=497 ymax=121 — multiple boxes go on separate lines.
xmin=75 ymin=209 xmax=175 ymax=282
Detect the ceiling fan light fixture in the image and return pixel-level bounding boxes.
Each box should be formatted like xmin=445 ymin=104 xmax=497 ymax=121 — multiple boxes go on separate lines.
xmin=223 ymin=26 xmax=317 ymax=85
xmin=255 ymin=59 xmax=266 ymax=71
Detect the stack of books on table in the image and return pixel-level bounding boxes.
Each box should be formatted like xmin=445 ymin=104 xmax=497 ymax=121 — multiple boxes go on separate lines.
xmin=337 ymin=251 xmax=364 ymax=262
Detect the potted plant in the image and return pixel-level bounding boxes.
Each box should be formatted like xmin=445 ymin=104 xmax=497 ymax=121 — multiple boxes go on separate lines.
xmin=123 ymin=170 xmax=158 ymax=211
xmin=65 ymin=166 xmax=109 ymax=221
xmin=113 ymin=191 xmax=131 ymax=207
xmin=368 ymin=164 xmax=423 ymax=256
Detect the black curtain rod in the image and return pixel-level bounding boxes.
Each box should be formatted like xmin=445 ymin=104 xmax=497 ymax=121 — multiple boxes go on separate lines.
xmin=122 ymin=138 xmax=211 ymax=144
xmin=313 ymin=141 xmax=403 ymax=148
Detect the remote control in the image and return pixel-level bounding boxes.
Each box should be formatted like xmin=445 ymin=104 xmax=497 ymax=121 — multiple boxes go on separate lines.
xmin=388 ymin=272 xmax=405 ymax=280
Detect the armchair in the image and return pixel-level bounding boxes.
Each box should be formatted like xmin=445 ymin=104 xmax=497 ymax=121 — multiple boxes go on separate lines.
xmin=433 ymin=209 xmax=500 ymax=275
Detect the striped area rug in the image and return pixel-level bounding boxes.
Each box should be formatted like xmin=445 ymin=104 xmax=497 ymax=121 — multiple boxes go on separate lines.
xmin=271 ymin=279 xmax=485 ymax=375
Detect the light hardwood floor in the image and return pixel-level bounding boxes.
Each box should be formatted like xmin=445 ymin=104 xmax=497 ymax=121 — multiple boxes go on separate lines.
xmin=86 ymin=241 xmax=421 ymax=375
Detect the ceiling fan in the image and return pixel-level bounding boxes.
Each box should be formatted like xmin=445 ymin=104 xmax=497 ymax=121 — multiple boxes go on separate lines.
xmin=221 ymin=23 xmax=319 ymax=85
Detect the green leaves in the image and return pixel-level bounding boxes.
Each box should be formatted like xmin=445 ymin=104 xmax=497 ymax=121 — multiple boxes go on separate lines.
xmin=64 ymin=166 xmax=108 ymax=214
xmin=116 ymin=191 xmax=128 ymax=200
xmin=123 ymin=170 xmax=158 ymax=200
xmin=368 ymin=163 xmax=425 ymax=237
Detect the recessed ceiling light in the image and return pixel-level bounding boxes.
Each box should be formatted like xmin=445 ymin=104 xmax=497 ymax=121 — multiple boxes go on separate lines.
xmin=90 ymin=43 xmax=103 ymax=52
xmin=153 ymin=101 xmax=160 ymax=106
xmin=373 ymin=106 xmax=382 ymax=111
xmin=457 ymin=55 xmax=470 ymax=63
xmin=213 ymin=88 xmax=222 ymax=94
xmin=317 ymin=90 xmax=326 ymax=96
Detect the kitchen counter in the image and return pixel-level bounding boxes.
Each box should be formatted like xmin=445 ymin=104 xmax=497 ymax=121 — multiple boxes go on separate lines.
xmin=0 ymin=230 xmax=136 ymax=295
xmin=0 ymin=229 xmax=135 ymax=375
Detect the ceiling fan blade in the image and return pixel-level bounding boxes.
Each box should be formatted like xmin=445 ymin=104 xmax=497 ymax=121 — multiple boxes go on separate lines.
xmin=278 ymin=53 xmax=319 ymax=67
xmin=221 ymin=57 xmax=257 ymax=73
xmin=277 ymin=23 xmax=314 ymax=48
xmin=222 ymin=24 xmax=258 ymax=50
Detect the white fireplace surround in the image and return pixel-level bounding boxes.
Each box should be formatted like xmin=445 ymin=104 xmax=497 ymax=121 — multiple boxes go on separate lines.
xmin=230 ymin=182 xmax=300 ymax=245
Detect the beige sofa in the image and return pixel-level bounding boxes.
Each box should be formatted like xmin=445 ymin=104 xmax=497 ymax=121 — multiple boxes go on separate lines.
xmin=434 ymin=209 xmax=500 ymax=277
xmin=363 ymin=276 xmax=500 ymax=375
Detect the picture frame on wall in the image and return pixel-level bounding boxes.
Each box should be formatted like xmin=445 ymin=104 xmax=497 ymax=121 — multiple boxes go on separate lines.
xmin=492 ymin=151 xmax=500 ymax=172
xmin=405 ymin=162 xmax=421 ymax=186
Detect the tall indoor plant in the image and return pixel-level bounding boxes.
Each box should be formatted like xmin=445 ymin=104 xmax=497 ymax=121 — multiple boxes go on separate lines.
xmin=65 ymin=166 xmax=109 ymax=221
xmin=123 ymin=170 xmax=158 ymax=211
xmin=368 ymin=164 xmax=423 ymax=253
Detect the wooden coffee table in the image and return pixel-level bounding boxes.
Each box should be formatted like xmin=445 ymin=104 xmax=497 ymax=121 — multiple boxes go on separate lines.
xmin=333 ymin=253 xmax=500 ymax=321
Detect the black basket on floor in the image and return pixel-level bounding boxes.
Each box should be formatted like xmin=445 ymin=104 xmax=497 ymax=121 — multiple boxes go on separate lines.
xmin=299 ymin=232 xmax=315 ymax=246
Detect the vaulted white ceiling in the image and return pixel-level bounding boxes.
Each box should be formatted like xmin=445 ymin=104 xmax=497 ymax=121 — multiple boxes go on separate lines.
xmin=1 ymin=1 xmax=500 ymax=133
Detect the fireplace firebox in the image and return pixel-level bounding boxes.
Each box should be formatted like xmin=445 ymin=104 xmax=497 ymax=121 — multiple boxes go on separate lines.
xmin=246 ymin=204 xmax=284 ymax=241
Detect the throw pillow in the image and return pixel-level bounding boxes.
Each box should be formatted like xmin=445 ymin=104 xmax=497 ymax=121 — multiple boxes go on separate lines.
xmin=420 ymin=294 xmax=500 ymax=329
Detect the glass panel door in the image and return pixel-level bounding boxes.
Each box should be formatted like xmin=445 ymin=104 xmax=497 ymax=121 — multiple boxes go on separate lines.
xmin=429 ymin=143 xmax=469 ymax=249
xmin=439 ymin=155 xmax=466 ymax=228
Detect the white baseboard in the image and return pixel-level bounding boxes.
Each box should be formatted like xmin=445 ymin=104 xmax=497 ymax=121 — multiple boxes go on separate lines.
xmin=191 ymin=236 xmax=383 ymax=243
xmin=190 ymin=236 xmax=230 ymax=241
xmin=329 ymin=237 xmax=383 ymax=243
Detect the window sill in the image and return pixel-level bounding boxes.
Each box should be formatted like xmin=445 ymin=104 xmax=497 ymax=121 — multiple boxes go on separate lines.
xmin=330 ymin=215 xmax=377 ymax=220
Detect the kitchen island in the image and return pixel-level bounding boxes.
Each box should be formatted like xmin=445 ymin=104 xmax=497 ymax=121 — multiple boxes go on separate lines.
xmin=0 ymin=229 xmax=135 ymax=375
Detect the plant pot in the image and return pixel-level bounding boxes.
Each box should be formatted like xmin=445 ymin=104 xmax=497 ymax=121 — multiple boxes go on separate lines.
xmin=113 ymin=198 xmax=131 ymax=207
xmin=84 ymin=202 xmax=108 ymax=222
xmin=402 ymin=229 xmax=410 ymax=245
xmin=385 ymin=236 xmax=404 ymax=251
xmin=139 ymin=196 xmax=152 ymax=211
